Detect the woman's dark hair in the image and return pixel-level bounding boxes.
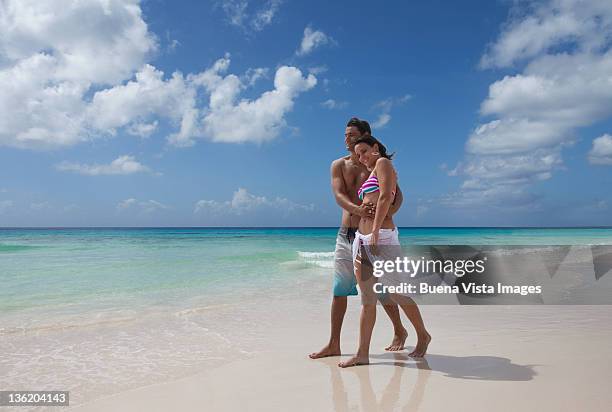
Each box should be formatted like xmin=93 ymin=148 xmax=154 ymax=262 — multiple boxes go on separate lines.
xmin=353 ymin=135 xmax=394 ymax=160
xmin=346 ymin=117 xmax=371 ymax=135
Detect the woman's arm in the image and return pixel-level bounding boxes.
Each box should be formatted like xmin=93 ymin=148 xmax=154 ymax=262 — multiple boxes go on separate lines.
xmin=372 ymin=158 xmax=396 ymax=231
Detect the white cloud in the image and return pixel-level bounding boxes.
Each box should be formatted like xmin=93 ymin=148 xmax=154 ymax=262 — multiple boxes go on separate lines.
xmin=480 ymin=0 xmax=612 ymax=69
xmin=0 ymin=200 xmax=13 ymax=214
xmin=243 ymin=67 xmax=269 ymax=86
xmin=165 ymin=30 xmax=180 ymax=53
xmin=117 ymin=198 xmax=168 ymax=213
xmin=440 ymin=184 xmax=541 ymax=210
xmin=372 ymin=113 xmax=391 ymax=128
xmin=194 ymin=188 xmax=314 ymax=215
xmin=416 ymin=204 xmax=429 ymax=217
xmin=449 ymin=0 xmax=612 ymax=207
xmin=308 ymin=65 xmax=328 ymax=75
xmin=30 ymin=201 xmax=51 ymax=211
xmin=592 ymin=200 xmax=609 ymax=210
xmin=218 ymin=0 xmax=282 ymax=32
xmin=0 ymin=1 xmax=314 ymax=150
xmin=141 ymin=200 xmax=168 ymax=213
xmin=296 ymin=26 xmax=333 ymax=56
xmin=588 ymin=134 xmax=612 ymax=165
xmin=193 ymin=199 xmax=223 ymax=215
xmin=466 ymin=118 xmax=569 ymax=155
xmin=252 ymin=0 xmax=282 ymax=31
xmin=459 ymin=149 xmax=562 ymax=187
xmin=127 ymin=121 xmax=158 ymax=138
xmin=87 ymin=64 xmax=199 ymax=145
xmin=468 ymin=52 xmax=612 ymax=155
xmin=117 ymin=198 xmax=137 ymax=210
xmin=321 ymin=99 xmax=347 ymax=110
xmin=56 ymin=155 xmax=151 ymax=176
xmin=0 ymin=0 xmax=156 ymax=149
xmin=218 ymin=0 xmax=248 ymax=28
xmin=370 ymin=95 xmax=411 ymax=129
xmin=194 ymin=63 xmax=317 ymax=144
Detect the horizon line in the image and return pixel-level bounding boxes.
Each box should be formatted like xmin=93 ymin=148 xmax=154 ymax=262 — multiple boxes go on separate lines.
xmin=1 ymin=226 xmax=612 ymax=230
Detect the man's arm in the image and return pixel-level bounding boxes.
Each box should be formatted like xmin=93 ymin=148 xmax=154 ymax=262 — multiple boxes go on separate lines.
xmin=330 ymin=159 xmax=372 ymax=217
xmin=387 ymin=184 xmax=403 ymax=216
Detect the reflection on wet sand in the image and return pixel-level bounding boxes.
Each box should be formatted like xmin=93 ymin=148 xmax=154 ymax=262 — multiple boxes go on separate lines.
xmin=322 ymin=350 xmax=535 ymax=411
xmin=325 ymin=354 xmax=431 ymax=412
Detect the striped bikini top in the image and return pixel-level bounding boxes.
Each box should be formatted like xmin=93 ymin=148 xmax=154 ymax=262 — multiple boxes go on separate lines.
xmin=358 ymin=174 xmax=380 ymax=200
xmin=357 ymin=173 xmax=397 ymax=201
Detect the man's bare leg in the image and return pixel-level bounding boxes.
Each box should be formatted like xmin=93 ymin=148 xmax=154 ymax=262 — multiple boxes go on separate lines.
xmin=382 ymin=303 xmax=408 ymax=351
xmin=339 ymin=257 xmax=376 ymax=368
xmin=309 ymin=296 xmax=346 ymax=359
xmin=338 ymin=302 xmax=376 ymax=367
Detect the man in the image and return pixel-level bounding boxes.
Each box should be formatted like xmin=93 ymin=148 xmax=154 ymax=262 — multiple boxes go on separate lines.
xmin=309 ymin=118 xmax=407 ymax=359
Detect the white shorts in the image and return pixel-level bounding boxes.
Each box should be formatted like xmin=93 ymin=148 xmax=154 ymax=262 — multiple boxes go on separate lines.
xmin=351 ymin=228 xmax=401 ymax=265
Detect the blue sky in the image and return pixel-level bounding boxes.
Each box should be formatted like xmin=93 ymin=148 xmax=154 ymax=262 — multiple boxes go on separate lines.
xmin=1 ymin=0 xmax=611 ymax=227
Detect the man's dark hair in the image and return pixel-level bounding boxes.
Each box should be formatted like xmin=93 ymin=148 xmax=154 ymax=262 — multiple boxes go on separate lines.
xmin=360 ymin=119 xmax=371 ymax=135
xmin=346 ymin=117 xmax=371 ymax=136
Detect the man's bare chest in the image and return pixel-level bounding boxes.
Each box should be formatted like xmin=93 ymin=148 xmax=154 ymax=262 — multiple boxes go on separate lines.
xmin=342 ymin=165 xmax=369 ymax=195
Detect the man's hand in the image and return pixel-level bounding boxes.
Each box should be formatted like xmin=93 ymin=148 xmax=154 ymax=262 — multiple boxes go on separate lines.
xmin=388 ymin=185 xmax=403 ymax=216
xmin=369 ymin=228 xmax=380 ymax=257
xmin=352 ymin=202 xmax=376 ymax=218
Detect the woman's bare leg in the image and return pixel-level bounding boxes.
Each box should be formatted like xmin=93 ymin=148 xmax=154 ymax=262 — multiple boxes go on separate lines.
xmin=393 ymin=295 xmax=431 ymax=357
xmin=381 ymin=303 xmax=407 ymax=351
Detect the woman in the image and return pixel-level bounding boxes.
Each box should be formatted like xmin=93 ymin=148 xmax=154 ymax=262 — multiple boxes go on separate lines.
xmin=338 ymin=135 xmax=431 ymax=368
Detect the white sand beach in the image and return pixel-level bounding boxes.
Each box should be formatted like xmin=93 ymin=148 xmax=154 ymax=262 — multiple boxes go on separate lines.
xmin=3 ymin=231 xmax=612 ymax=411
xmin=71 ymin=304 xmax=612 ymax=412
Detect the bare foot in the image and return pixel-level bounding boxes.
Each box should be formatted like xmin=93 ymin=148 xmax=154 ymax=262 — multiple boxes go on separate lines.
xmin=338 ymin=354 xmax=369 ymax=368
xmin=309 ymin=344 xmax=341 ymax=359
xmin=408 ymin=333 xmax=431 ymax=358
xmin=385 ymin=327 xmax=408 ymax=351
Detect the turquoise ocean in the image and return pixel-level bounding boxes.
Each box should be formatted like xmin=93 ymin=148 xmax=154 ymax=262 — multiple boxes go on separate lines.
xmin=2 ymin=227 xmax=612 ymax=325
xmin=1 ymin=227 xmax=611 ymax=404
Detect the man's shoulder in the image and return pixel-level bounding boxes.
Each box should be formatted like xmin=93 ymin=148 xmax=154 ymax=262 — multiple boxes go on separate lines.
xmin=331 ymin=155 xmax=351 ymax=168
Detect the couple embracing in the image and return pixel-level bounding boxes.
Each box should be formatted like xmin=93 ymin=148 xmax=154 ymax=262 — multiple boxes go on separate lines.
xmin=309 ymin=117 xmax=431 ymax=368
